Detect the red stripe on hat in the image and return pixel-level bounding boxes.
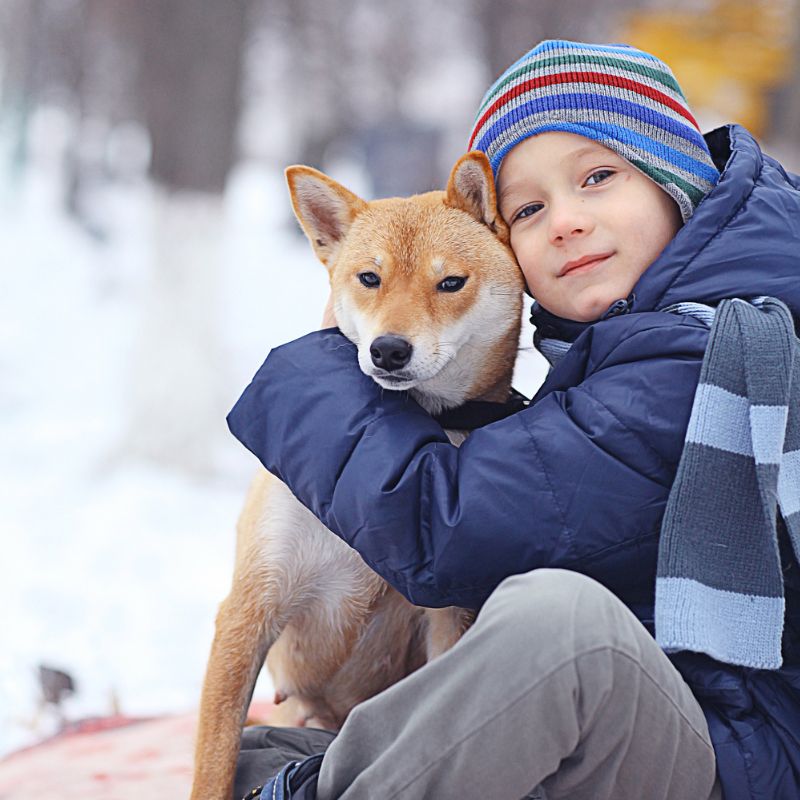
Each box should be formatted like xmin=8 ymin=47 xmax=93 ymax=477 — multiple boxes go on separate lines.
xmin=468 ymin=71 xmax=700 ymax=150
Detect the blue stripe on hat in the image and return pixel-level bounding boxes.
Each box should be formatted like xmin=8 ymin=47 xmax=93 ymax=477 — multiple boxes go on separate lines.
xmin=486 ymin=120 xmax=717 ymax=186
xmin=477 ymin=92 xmax=713 ymax=171
xmin=540 ymin=40 xmax=661 ymax=59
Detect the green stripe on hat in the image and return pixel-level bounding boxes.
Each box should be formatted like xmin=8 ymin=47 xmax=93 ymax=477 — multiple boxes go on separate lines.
xmin=477 ymin=53 xmax=685 ymax=116
xmin=628 ymin=157 xmax=709 ymax=207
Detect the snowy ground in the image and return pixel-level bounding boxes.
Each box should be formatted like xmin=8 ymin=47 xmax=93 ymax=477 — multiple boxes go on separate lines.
xmin=0 ymin=125 xmax=547 ymax=757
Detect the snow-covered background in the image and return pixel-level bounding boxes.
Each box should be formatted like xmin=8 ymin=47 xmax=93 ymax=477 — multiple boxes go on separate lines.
xmin=3 ymin=0 xmax=797 ymax=763
xmin=0 ymin=104 xmax=547 ymax=757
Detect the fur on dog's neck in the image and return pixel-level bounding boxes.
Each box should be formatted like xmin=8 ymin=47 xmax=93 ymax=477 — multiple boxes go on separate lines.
xmin=407 ymin=326 xmax=519 ymax=417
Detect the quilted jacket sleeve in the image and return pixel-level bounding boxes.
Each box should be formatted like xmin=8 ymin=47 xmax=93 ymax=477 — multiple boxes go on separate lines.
xmin=228 ymin=321 xmax=707 ymax=609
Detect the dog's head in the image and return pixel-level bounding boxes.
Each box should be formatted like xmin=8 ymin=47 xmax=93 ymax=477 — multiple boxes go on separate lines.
xmin=285 ymin=152 xmax=524 ymax=412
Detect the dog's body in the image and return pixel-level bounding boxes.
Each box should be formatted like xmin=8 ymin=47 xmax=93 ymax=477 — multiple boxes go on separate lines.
xmin=191 ymin=152 xmax=523 ymax=800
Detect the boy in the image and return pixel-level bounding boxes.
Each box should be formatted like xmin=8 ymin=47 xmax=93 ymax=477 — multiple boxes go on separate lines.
xmin=226 ymin=41 xmax=800 ymax=799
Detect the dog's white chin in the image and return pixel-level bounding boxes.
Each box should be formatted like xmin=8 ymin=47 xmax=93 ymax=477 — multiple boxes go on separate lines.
xmin=371 ymin=375 xmax=418 ymax=391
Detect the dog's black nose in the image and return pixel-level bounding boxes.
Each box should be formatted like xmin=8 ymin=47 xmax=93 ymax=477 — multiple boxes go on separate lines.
xmin=370 ymin=336 xmax=413 ymax=371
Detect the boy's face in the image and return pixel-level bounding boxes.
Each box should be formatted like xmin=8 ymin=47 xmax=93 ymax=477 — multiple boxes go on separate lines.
xmin=497 ymin=131 xmax=682 ymax=322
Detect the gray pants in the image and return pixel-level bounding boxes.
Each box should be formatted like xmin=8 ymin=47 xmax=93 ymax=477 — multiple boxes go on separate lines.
xmin=316 ymin=569 xmax=722 ymax=800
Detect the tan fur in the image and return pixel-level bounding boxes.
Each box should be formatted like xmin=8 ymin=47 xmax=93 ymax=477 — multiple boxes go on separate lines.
xmin=191 ymin=152 xmax=523 ymax=800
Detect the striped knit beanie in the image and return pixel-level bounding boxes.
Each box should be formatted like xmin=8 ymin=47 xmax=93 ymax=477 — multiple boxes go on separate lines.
xmin=468 ymin=40 xmax=720 ymax=221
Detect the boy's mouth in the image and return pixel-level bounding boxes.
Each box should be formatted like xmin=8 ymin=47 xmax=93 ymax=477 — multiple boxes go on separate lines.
xmin=558 ymin=252 xmax=614 ymax=277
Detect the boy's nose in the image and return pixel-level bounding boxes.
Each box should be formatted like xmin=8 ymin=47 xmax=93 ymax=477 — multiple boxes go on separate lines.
xmin=548 ymin=205 xmax=594 ymax=244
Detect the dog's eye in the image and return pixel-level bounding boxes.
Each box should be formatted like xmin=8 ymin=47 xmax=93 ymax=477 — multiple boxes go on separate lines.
xmin=437 ymin=276 xmax=467 ymax=293
xmin=358 ymin=272 xmax=381 ymax=288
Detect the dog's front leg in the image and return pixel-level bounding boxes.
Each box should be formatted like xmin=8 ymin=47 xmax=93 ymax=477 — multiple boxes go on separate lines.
xmin=190 ymin=578 xmax=275 ymax=800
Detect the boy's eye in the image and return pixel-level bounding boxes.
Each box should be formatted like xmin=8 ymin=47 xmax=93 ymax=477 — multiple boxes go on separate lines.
xmin=584 ymin=169 xmax=615 ymax=187
xmin=437 ymin=276 xmax=467 ymax=293
xmin=512 ymin=203 xmax=543 ymax=223
xmin=358 ymin=271 xmax=381 ymax=288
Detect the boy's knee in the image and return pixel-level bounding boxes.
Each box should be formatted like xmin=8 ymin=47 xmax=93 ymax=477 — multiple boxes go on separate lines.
xmin=494 ymin=567 xmax=600 ymax=608
xmin=485 ymin=568 xmax=636 ymax=648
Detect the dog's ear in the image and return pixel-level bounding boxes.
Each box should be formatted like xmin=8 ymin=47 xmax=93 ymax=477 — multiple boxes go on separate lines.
xmin=285 ymin=166 xmax=368 ymax=267
xmin=444 ymin=152 xmax=509 ymax=246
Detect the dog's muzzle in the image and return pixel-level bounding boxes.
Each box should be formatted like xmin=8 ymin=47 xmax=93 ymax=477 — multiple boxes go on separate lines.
xmin=370 ymin=335 xmax=413 ymax=372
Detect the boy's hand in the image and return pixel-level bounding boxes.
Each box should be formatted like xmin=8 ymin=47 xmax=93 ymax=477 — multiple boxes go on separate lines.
xmin=321 ymin=293 xmax=337 ymax=328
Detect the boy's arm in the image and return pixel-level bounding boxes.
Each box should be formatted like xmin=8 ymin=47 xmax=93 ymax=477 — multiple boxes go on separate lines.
xmin=228 ymin=324 xmax=706 ymax=609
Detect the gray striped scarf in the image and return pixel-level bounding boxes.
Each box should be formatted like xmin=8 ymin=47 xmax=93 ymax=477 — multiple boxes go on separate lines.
xmin=536 ymin=297 xmax=800 ymax=668
xmin=656 ymin=297 xmax=800 ymax=668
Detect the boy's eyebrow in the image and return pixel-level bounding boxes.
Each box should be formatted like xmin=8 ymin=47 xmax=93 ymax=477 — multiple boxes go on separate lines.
xmin=498 ymin=142 xmax=616 ymax=205
xmin=570 ymin=143 xmax=609 ymax=161
xmin=498 ymin=183 xmax=520 ymax=205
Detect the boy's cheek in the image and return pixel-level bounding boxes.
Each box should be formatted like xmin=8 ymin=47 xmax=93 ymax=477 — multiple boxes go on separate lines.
xmin=512 ymin=239 xmax=549 ymax=299
xmin=518 ymin=264 xmax=541 ymax=298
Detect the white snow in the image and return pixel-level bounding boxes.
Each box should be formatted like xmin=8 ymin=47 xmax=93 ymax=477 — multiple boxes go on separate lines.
xmin=0 ymin=113 xmax=546 ymax=756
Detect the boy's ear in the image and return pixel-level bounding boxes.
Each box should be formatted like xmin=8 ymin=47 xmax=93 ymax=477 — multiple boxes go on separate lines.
xmin=444 ymin=151 xmax=509 ymax=245
xmin=285 ymin=166 xmax=368 ymax=267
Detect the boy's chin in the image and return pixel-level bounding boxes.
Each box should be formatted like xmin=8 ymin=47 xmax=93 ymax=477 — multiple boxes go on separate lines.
xmin=570 ymin=289 xmax=632 ymax=323
xmin=549 ymin=301 xmax=607 ymax=323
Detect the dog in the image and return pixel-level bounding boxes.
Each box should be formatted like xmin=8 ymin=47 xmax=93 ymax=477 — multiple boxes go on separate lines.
xmin=190 ymin=150 xmax=524 ymax=800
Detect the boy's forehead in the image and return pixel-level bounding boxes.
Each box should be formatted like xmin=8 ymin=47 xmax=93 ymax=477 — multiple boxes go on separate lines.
xmin=497 ymin=134 xmax=617 ymax=196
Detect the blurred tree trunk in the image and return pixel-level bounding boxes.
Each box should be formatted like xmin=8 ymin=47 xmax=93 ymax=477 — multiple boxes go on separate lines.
xmin=281 ymin=0 xmax=359 ymax=169
xmin=137 ymin=1 xmax=246 ymax=193
xmin=0 ymin=0 xmax=45 ymax=172
xmin=275 ymin=0 xmax=428 ymax=193
xmin=126 ymin=1 xmax=248 ymax=475
xmin=476 ymin=0 xmax=637 ymax=83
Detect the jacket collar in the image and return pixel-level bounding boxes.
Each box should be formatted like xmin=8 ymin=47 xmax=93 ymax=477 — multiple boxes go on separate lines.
xmin=530 ymin=295 xmax=634 ymax=346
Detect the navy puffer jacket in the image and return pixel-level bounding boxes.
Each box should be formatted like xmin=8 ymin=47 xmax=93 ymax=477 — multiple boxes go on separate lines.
xmin=229 ymin=126 xmax=800 ymax=799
